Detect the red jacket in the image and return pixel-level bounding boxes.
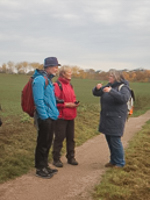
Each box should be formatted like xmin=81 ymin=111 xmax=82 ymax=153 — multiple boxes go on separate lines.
xmin=54 ymin=77 xmax=77 ymax=120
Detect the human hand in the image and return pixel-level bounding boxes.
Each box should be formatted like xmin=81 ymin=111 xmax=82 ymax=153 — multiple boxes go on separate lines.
xmin=96 ymin=83 xmax=103 ymax=90
xmin=65 ymin=102 xmax=78 ymax=108
xmin=103 ymin=87 xmax=112 ymax=93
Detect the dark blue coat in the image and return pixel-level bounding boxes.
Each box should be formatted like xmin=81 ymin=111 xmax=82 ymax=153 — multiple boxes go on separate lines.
xmin=92 ymin=80 xmax=130 ymax=136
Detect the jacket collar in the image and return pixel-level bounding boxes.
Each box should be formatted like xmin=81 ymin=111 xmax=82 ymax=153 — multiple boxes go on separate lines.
xmin=58 ymin=77 xmax=70 ymax=84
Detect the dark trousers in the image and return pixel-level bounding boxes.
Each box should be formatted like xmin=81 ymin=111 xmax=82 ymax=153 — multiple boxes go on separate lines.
xmin=35 ymin=118 xmax=54 ymax=169
xmin=53 ymin=119 xmax=75 ymax=161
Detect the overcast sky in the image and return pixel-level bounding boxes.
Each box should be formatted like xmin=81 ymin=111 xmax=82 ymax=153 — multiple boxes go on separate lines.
xmin=0 ymin=0 xmax=150 ymax=71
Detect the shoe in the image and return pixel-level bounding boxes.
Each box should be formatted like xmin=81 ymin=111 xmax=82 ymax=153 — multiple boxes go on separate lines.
xmin=68 ymin=158 xmax=78 ymax=165
xmin=105 ymin=162 xmax=115 ymax=168
xmin=36 ymin=167 xmax=53 ymax=179
xmin=46 ymin=166 xmax=58 ymax=174
xmin=53 ymin=159 xmax=63 ymax=167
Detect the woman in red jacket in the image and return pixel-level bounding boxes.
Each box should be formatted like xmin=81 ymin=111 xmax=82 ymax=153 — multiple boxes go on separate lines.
xmin=52 ymin=66 xmax=80 ymax=167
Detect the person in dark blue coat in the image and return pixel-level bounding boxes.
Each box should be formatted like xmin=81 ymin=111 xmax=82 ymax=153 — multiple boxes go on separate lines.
xmin=92 ymin=69 xmax=131 ymax=168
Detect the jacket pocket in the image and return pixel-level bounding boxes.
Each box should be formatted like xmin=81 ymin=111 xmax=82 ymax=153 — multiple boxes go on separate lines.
xmin=105 ymin=113 xmax=123 ymax=129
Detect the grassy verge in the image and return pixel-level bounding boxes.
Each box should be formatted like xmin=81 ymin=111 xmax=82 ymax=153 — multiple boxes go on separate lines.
xmin=0 ymin=104 xmax=100 ymax=183
xmin=0 ymin=117 xmax=36 ymax=183
xmin=93 ymin=120 xmax=150 ymax=200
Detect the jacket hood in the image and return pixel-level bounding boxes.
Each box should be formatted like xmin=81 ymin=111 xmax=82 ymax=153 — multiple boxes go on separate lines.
xmin=122 ymin=79 xmax=129 ymax=86
xmin=33 ymin=69 xmax=47 ymax=79
xmin=33 ymin=69 xmax=55 ymax=80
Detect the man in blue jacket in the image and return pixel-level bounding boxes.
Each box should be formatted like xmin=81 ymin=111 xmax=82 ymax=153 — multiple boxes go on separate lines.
xmin=32 ymin=57 xmax=60 ymax=178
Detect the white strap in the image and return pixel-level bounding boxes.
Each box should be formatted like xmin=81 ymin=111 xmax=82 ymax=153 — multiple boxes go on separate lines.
xmin=118 ymin=84 xmax=124 ymax=91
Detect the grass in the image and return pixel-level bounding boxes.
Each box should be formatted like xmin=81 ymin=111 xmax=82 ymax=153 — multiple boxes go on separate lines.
xmin=0 ymin=73 xmax=150 ymax=183
xmin=93 ymin=120 xmax=150 ymax=200
xmin=0 ymin=117 xmax=36 ymax=182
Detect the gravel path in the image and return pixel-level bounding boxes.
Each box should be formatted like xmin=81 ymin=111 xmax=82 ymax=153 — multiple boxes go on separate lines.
xmin=0 ymin=110 xmax=150 ymax=200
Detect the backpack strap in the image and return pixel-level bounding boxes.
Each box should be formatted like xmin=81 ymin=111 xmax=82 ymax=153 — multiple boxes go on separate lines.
xmin=118 ymin=84 xmax=124 ymax=91
xmin=118 ymin=84 xmax=135 ymax=101
xmin=118 ymin=84 xmax=131 ymax=94
xmin=44 ymin=76 xmax=49 ymax=87
xmin=55 ymin=80 xmax=73 ymax=91
xmin=32 ymin=75 xmax=49 ymax=88
xmin=55 ymin=80 xmax=63 ymax=91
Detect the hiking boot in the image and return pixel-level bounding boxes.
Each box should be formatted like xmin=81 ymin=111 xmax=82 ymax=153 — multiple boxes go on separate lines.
xmin=36 ymin=167 xmax=53 ymax=179
xmin=46 ymin=166 xmax=58 ymax=174
xmin=53 ymin=159 xmax=63 ymax=168
xmin=105 ymin=162 xmax=115 ymax=168
xmin=68 ymin=158 xmax=78 ymax=165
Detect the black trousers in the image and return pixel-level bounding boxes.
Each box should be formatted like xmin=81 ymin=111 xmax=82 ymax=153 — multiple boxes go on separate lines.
xmin=35 ymin=118 xmax=54 ymax=169
xmin=53 ymin=119 xmax=75 ymax=161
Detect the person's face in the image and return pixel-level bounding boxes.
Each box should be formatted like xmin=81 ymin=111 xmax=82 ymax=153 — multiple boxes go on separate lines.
xmin=108 ymin=74 xmax=115 ymax=84
xmin=46 ymin=66 xmax=58 ymax=76
xmin=63 ymin=69 xmax=72 ymax=80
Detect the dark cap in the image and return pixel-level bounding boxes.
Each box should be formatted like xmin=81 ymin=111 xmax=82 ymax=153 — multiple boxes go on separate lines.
xmin=44 ymin=57 xmax=61 ymax=68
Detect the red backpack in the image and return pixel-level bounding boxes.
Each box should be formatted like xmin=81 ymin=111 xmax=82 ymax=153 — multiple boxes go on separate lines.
xmin=21 ymin=76 xmax=48 ymax=117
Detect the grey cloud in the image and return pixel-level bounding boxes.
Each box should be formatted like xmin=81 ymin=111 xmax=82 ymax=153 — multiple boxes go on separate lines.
xmin=0 ymin=0 xmax=150 ymax=71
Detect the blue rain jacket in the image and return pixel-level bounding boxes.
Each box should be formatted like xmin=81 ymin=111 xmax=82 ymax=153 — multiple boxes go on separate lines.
xmin=32 ymin=69 xmax=59 ymax=120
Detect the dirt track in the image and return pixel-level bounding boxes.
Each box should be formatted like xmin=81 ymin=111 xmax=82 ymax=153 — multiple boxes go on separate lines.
xmin=0 ymin=110 xmax=150 ymax=200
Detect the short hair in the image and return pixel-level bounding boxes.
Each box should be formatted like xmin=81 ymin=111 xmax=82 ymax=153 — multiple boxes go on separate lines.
xmin=109 ymin=69 xmax=125 ymax=82
xmin=59 ymin=65 xmax=72 ymax=77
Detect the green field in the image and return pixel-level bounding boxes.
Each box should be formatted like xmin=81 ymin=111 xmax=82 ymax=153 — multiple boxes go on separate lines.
xmin=0 ymin=73 xmax=150 ymax=183
xmin=0 ymin=74 xmax=150 ymax=116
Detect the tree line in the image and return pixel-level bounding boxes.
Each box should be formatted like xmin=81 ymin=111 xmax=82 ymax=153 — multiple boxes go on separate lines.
xmin=0 ymin=61 xmax=150 ymax=82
